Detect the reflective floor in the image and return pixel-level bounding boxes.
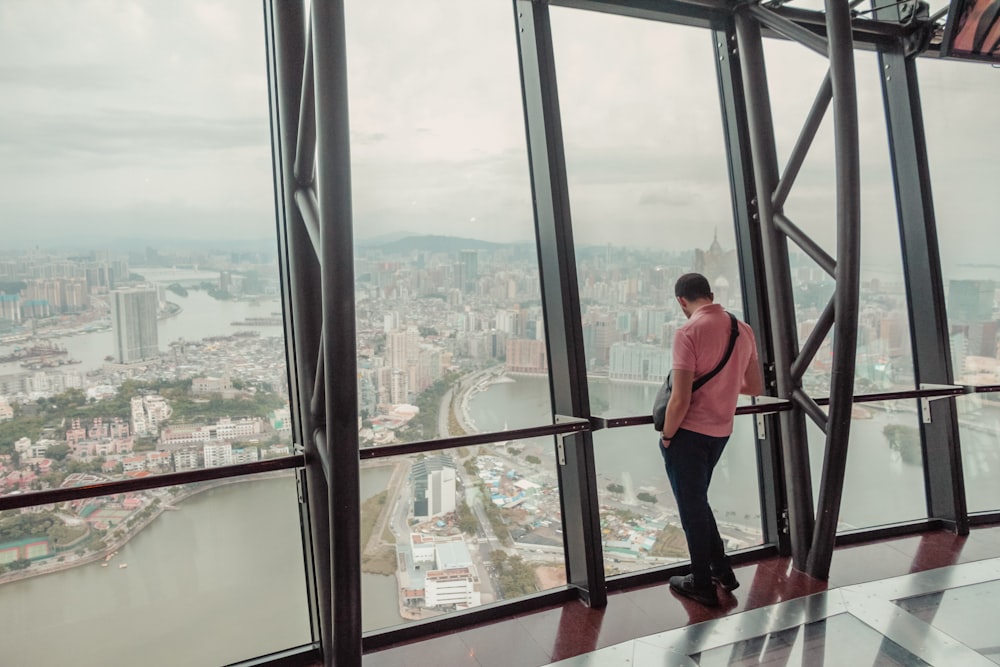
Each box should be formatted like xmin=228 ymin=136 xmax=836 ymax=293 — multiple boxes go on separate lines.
xmin=362 ymin=524 xmax=1000 ymax=666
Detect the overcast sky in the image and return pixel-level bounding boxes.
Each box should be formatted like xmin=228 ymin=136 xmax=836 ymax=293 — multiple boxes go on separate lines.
xmin=0 ymin=0 xmax=996 ymax=274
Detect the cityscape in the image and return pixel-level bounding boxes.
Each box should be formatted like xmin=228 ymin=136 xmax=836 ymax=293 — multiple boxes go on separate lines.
xmin=2 ymin=235 xmax=999 ymax=624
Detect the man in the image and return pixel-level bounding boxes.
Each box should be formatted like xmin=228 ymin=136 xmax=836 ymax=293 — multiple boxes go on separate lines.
xmin=660 ymin=273 xmax=763 ymax=607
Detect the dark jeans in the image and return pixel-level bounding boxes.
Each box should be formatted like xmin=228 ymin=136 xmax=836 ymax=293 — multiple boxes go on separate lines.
xmin=658 ymin=428 xmax=731 ymax=587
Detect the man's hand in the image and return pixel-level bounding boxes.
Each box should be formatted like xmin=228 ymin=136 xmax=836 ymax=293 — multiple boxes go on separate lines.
xmin=661 ymin=368 xmax=693 ymax=448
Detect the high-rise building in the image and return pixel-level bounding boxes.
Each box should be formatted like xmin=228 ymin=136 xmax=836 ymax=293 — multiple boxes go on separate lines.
xmin=411 ymin=454 xmax=457 ymax=519
xmin=459 ymin=249 xmax=478 ymax=293
xmin=110 ymin=287 xmax=159 ymax=363
xmin=948 ymin=280 xmax=995 ymax=325
xmin=0 ymin=294 xmax=20 ymax=323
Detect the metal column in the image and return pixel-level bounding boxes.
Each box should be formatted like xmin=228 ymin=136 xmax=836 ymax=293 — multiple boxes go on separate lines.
xmin=266 ymin=0 xmax=361 ymax=664
xmin=733 ymin=8 xmax=816 ymax=571
xmin=713 ymin=22 xmax=789 ymax=552
xmin=806 ymin=0 xmax=862 ymax=579
xmin=312 ymin=1 xmax=362 ymax=663
xmin=513 ymin=0 xmax=607 ymax=608
xmin=265 ymin=0 xmax=329 ymax=658
xmin=877 ymin=19 xmax=968 ymax=533
xmin=734 ymin=0 xmax=863 ymax=579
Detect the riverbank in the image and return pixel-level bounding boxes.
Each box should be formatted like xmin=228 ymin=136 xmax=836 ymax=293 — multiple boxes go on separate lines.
xmin=0 ymin=469 xmax=296 ymax=586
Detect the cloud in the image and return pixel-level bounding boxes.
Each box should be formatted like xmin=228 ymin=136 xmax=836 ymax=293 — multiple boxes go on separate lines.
xmin=0 ymin=0 xmax=997 ymax=266
xmin=0 ymin=110 xmax=268 ymax=164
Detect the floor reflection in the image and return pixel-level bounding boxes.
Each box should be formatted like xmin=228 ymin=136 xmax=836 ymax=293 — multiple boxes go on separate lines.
xmin=546 ymin=556 xmax=1000 ymax=666
xmin=362 ymin=527 xmax=1000 ymax=667
xmin=895 ymin=580 xmax=1000 ymax=665
xmin=693 ymin=614 xmax=930 ymax=666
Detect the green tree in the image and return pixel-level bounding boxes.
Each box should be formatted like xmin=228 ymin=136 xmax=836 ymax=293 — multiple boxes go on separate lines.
xmin=456 ymin=500 xmax=478 ymax=535
xmin=46 ymin=443 xmax=71 ymax=461
xmin=7 ymin=558 xmax=30 ymax=571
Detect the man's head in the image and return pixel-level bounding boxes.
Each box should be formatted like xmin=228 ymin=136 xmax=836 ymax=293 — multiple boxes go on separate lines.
xmin=674 ymin=273 xmax=714 ymax=318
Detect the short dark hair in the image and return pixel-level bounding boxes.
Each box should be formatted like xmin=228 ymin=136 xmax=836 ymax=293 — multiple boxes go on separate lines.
xmin=674 ymin=273 xmax=713 ymax=301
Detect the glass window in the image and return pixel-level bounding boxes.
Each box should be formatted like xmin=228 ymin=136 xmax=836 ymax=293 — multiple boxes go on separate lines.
xmin=0 ymin=2 xmax=305 ymax=662
xmin=550 ymin=10 xmax=761 ymax=574
xmin=764 ymin=43 xmax=915 ymax=395
xmin=806 ymin=402 xmax=927 ymax=528
xmin=919 ymin=57 xmax=1000 ymax=514
xmin=763 ymin=42 xmax=925 ymax=529
xmin=596 ymin=415 xmax=764 ymax=578
xmin=952 ymin=393 xmax=1000 ymax=513
xmin=0 ymin=476 xmax=310 ymax=666
xmin=345 ymin=0 xmax=548 ymax=450
xmin=360 ymin=441 xmax=565 ymax=632
xmin=0 ymin=2 xmax=293 ymax=489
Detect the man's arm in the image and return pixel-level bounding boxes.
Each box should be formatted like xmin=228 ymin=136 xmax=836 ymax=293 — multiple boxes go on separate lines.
xmin=741 ymin=356 xmax=764 ymax=396
xmin=661 ymin=368 xmax=693 ymax=447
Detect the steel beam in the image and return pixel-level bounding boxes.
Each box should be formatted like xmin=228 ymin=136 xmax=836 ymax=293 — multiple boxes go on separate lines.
xmin=773 ymin=71 xmax=832 ymax=210
xmin=793 ymin=387 xmax=830 ymax=431
xmin=774 ymin=212 xmax=836 ymax=276
xmin=806 ymin=0 xmax=862 ymax=580
xmin=714 ymin=21 xmax=789 ymax=551
xmin=734 ymin=8 xmax=816 ymax=570
xmin=294 ymin=23 xmax=316 ymax=185
xmin=791 ymin=297 xmax=835 ymax=381
xmin=294 ymin=188 xmax=322 ymax=258
xmin=513 ymin=0 xmax=606 ymax=608
xmin=311 ymin=1 xmax=362 ymax=664
xmin=749 ymin=4 xmax=829 ymax=56
xmin=264 ymin=0 xmax=330 ymax=659
xmin=877 ymin=8 xmax=968 ymax=533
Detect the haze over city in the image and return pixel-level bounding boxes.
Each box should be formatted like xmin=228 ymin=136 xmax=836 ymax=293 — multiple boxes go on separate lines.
xmin=1 ymin=0 xmax=997 ymax=273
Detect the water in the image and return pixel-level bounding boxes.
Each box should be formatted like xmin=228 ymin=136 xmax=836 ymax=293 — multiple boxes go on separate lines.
xmin=466 ymin=375 xmax=765 ymax=524
xmin=465 ymin=375 xmax=1000 ymax=530
xmin=360 ymin=464 xmax=405 ymax=631
xmin=1 ymin=475 xmax=311 ymax=667
xmin=0 ymin=267 xmax=284 ymax=376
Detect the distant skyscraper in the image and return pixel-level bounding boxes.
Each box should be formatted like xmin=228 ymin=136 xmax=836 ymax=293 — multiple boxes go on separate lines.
xmin=460 ymin=249 xmax=478 ymax=293
xmin=111 ymin=287 xmax=159 ymax=363
xmin=694 ymin=231 xmax=739 ymax=309
xmin=947 ymin=280 xmax=995 ymax=325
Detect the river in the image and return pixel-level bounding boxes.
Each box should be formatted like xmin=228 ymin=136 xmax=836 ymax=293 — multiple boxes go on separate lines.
xmin=1 ymin=475 xmax=311 ymax=667
xmin=463 ymin=374 xmax=1000 ymax=530
xmin=0 ymin=267 xmax=285 ymax=376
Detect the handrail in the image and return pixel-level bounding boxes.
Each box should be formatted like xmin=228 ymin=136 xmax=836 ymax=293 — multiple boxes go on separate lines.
xmin=1 ymin=385 xmax=993 ymax=511
xmin=594 ymin=385 xmax=976 ymax=430
xmin=593 ymin=396 xmax=795 ymax=429
xmin=0 ymin=455 xmax=303 ymax=513
xmin=967 ymin=384 xmax=1000 ymax=394
xmin=359 ymin=418 xmax=590 ymax=460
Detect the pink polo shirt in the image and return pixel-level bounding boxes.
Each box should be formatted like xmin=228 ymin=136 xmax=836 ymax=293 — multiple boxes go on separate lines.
xmin=673 ymin=303 xmax=758 ymax=437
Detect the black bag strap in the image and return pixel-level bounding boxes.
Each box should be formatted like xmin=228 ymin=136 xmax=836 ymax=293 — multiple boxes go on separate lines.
xmin=692 ymin=313 xmax=738 ymax=392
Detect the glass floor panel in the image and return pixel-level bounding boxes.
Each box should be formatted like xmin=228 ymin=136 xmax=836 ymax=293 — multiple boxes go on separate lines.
xmin=895 ymin=580 xmax=1000 ymax=665
xmin=692 ymin=613 xmax=930 ymax=666
xmin=544 ymin=557 xmax=1000 ymax=667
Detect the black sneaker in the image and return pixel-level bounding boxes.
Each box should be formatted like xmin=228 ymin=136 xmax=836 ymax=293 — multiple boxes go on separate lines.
xmin=711 ymin=568 xmax=740 ymax=592
xmin=668 ymin=574 xmax=719 ymax=607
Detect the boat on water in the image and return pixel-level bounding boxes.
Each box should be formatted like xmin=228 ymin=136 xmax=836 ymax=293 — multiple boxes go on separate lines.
xmin=118 ymin=563 xmax=128 ymax=569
